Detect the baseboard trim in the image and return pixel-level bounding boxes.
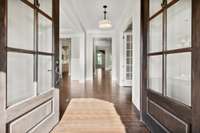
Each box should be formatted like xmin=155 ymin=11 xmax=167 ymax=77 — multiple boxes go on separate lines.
xmin=132 ymin=104 xmax=140 ymax=120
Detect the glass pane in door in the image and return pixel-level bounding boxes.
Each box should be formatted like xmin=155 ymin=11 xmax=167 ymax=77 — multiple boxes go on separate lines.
xmin=167 ymin=0 xmax=191 ymax=50
xmin=166 ymin=53 xmax=191 ymax=106
xmin=149 ymin=14 xmax=163 ymax=53
xmin=38 ymin=55 xmax=52 ymax=94
xmin=148 ymin=56 xmax=162 ymax=93
xmin=8 ymin=0 xmax=34 ymax=50
xmin=7 ymin=52 xmax=34 ymax=106
xmin=149 ymin=0 xmax=163 ymax=16
xmin=38 ymin=0 xmax=52 ymax=16
xmin=38 ymin=14 xmax=53 ymax=53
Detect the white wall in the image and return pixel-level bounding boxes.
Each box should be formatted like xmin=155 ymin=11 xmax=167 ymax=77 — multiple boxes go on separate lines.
xmin=71 ymin=36 xmax=80 ymax=80
xmin=114 ymin=0 xmax=141 ymax=111
xmin=105 ymin=47 xmax=112 ymax=70
xmin=60 ymin=33 xmax=85 ymax=82
xmin=71 ymin=37 xmax=80 ymax=58
xmin=115 ymin=32 xmax=121 ymax=83
xmin=79 ymin=34 xmax=86 ymax=83
xmin=132 ymin=0 xmax=141 ymax=111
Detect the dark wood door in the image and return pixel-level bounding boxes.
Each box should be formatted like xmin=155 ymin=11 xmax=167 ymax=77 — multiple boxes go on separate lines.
xmin=141 ymin=0 xmax=200 ymax=132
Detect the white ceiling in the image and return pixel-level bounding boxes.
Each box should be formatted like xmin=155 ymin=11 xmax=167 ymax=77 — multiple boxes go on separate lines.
xmin=60 ymin=0 xmax=132 ymax=33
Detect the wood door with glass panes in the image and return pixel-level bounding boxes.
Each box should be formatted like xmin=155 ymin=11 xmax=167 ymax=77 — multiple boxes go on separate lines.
xmin=0 ymin=0 xmax=59 ymax=132
xmin=123 ymin=32 xmax=132 ymax=86
xmin=140 ymin=0 xmax=200 ymax=132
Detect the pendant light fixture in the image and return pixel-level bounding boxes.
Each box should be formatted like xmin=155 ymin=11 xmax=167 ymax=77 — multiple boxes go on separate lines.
xmin=99 ymin=5 xmax=112 ymax=29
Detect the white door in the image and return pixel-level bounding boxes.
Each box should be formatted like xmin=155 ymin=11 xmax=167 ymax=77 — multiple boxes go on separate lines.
xmin=122 ymin=32 xmax=133 ymax=86
xmin=0 ymin=0 xmax=59 ymax=132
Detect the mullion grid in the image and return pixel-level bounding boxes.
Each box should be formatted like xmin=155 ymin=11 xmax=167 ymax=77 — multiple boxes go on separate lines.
xmin=148 ymin=0 xmax=192 ymax=99
xmin=6 ymin=0 xmax=53 ymax=98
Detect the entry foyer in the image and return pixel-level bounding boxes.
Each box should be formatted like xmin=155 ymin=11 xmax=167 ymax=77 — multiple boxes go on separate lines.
xmin=1 ymin=0 xmax=200 ymax=133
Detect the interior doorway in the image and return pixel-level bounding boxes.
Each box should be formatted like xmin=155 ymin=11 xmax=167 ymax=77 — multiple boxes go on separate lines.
xmin=93 ymin=38 xmax=112 ymax=78
xmin=96 ymin=50 xmax=106 ymax=69
xmin=60 ymin=38 xmax=71 ymax=78
xmin=59 ymin=38 xmax=71 ymax=116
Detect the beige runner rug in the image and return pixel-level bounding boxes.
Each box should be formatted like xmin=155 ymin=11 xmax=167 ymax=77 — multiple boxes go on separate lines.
xmin=52 ymin=98 xmax=126 ymax=133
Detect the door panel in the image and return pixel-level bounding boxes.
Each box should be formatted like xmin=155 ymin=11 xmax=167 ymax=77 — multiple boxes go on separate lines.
xmin=148 ymin=99 xmax=189 ymax=132
xmin=29 ymin=90 xmax=59 ymax=133
xmin=9 ymin=100 xmax=52 ymax=133
xmin=7 ymin=89 xmax=59 ymax=133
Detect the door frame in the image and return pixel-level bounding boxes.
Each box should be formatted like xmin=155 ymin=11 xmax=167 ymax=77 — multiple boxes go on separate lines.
xmin=92 ymin=37 xmax=112 ymax=77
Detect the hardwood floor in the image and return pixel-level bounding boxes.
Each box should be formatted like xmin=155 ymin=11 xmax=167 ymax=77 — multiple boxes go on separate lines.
xmin=59 ymin=68 xmax=149 ymax=133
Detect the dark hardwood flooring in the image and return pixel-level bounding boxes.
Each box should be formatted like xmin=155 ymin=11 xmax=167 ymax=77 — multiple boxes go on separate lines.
xmin=59 ymin=68 xmax=149 ymax=133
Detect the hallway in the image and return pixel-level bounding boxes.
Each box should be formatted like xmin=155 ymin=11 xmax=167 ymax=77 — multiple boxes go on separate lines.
xmin=59 ymin=69 xmax=149 ymax=133
xmin=0 ymin=0 xmax=199 ymax=132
